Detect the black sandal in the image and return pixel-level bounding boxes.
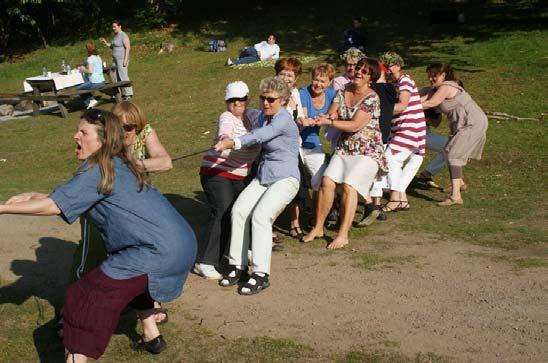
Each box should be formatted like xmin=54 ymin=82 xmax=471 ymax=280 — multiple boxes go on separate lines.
xmin=238 ymin=273 xmax=270 ymax=295
xmin=131 ymin=334 xmax=167 ymax=354
xmin=289 ymin=226 xmax=305 ymax=240
xmin=153 ymin=307 xmax=169 ymax=325
xmin=397 ymin=201 xmax=410 ymax=211
xmin=382 ymin=201 xmax=400 ymax=213
xmin=219 ymin=266 xmax=243 ymax=287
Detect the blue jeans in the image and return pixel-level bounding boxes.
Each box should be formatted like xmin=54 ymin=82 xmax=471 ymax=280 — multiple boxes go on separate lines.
xmin=233 ymin=47 xmax=260 ymax=65
xmin=77 ymin=81 xmax=105 ymax=106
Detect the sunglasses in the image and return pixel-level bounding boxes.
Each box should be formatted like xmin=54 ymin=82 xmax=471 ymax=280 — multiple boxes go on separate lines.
xmin=84 ymin=109 xmax=105 ymax=125
xmin=259 ymin=95 xmax=280 ymax=103
xmin=122 ymin=123 xmax=137 ymax=132
xmin=227 ymin=96 xmax=248 ymax=104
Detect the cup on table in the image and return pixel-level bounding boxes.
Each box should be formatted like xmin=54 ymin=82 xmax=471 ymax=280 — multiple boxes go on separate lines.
xmin=47 ymin=71 xmax=52 ymax=77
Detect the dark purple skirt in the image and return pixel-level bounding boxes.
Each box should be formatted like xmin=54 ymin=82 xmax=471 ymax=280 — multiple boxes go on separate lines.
xmin=63 ymin=267 xmax=154 ymax=359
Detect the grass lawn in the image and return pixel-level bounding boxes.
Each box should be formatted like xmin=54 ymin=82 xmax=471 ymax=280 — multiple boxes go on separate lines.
xmin=0 ymin=1 xmax=546 ymax=361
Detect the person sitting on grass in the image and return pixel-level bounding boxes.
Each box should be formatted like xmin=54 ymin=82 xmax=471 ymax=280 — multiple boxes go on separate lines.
xmin=226 ymin=34 xmax=280 ymax=66
xmin=0 ymin=109 xmax=196 ymax=362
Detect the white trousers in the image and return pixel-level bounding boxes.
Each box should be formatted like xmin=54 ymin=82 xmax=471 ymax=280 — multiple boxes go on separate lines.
xmin=386 ymin=147 xmax=424 ymax=193
xmin=425 ymin=129 xmax=447 ymax=176
xmin=228 ymin=177 xmax=299 ymax=275
xmin=299 ymin=146 xmax=326 ymax=191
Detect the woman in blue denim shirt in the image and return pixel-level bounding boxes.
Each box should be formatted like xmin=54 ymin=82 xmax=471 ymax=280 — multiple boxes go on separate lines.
xmin=0 ymin=109 xmax=196 ymax=361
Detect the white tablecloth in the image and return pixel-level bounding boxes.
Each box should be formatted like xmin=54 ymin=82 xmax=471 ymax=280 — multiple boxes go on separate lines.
xmin=23 ymin=72 xmax=85 ymax=92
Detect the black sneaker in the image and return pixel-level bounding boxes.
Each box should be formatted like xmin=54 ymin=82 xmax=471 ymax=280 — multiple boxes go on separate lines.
xmin=354 ymin=205 xmax=381 ymax=228
xmin=325 ymin=208 xmax=339 ymax=230
xmin=131 ymin=335 xmax=167 ymax=354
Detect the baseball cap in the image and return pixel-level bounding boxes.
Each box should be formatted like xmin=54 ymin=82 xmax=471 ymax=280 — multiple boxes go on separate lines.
xmin=225 ymin=81 xmax=249 ymax=100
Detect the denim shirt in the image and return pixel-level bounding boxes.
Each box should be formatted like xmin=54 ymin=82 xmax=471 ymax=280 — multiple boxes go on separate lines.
xmin=49 ymin=158 xmax=197 ymax=302
xmin=235 ymin=108 xmax=300 ymax=185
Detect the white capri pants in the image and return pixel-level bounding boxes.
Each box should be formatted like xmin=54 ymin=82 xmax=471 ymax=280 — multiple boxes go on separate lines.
xmin=385 ymin=147 xmax=424 ymax=193
xmin=299 ymin=146 xmax=326 ymax=191
xmin=228 ymin=177 xmax=299 ymax=275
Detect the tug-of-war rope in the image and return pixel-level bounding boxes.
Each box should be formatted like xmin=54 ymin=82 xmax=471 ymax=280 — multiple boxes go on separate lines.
xmin=485 ymin=111 xmax=546 ymax=121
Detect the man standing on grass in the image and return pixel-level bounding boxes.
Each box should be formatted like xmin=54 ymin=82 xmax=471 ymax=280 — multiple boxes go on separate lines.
xmin=227 ymin=34 xmax=280 ymax=66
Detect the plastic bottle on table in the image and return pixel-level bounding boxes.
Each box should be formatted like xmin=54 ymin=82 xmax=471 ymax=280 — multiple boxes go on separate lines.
xmin=42 ymin=66 xmax=48 ymax=77
xmin=61 ymin=59 xmax=66 ymax=72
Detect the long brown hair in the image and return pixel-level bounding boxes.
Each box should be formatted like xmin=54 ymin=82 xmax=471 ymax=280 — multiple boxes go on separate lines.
xmin=79 ymin=109 xmax=146 ymax=194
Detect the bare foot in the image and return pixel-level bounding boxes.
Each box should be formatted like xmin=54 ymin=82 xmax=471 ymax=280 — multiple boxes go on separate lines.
xmin=327 ymin=237 xmax=348 ymax=250
xmin=301 ymin=228 xmax=324 ymax=243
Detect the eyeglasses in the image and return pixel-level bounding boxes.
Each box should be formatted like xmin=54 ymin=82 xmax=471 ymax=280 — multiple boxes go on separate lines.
xmin=227 ymin=96 xmax=248 ymax=104
xmin=260 ymin=95 xmax=280 ymax=103
xmin=122 ymin=123 xmax=137 ymax=132
xmin=345 ymin=63 xmax=357 ymax=68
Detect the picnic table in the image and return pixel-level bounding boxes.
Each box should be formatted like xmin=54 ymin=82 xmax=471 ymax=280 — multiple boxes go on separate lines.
xmin=23 ymin=71 xmax=85 ymax=117
xmin=0 ymin=68 xmax=132 ymax=118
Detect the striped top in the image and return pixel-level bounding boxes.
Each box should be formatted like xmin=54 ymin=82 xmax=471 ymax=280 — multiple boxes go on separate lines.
xmin=200 ymin=109 xmax=261 ymax=180
xmin=389 ymin=74 xmax=426 ymax=156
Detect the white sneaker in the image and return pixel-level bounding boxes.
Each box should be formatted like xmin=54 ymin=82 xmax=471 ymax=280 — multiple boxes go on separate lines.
xmin=193 ymin=263 xmax=222 ymax=280
xmin=226 ymin=58 xmax=233 ymax=66
xmin=87 ymin=99 xmax=98 ymax=109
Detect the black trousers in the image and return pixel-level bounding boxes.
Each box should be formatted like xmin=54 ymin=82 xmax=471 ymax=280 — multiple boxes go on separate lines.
xmin=197 ymin=174 xmax=245 ymax=266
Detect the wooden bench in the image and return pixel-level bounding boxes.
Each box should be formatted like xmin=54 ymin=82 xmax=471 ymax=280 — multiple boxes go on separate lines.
xmin=23 ymin=80 xmax=132 ymax=118
xmin=0 ymin=93 xmax=23 ymax=105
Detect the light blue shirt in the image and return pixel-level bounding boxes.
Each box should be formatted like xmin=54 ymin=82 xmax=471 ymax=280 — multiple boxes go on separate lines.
xmin=49 ymin=158 xmax=197 ymax=302
xmin=235 ymin=108 xmax=300 ymax=185
xmin=86 ymin=55 xmax=105 ymax=84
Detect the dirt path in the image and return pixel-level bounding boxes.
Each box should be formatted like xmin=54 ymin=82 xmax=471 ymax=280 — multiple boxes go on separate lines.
xmin=0 ymin=215 xmax=546 ymax=362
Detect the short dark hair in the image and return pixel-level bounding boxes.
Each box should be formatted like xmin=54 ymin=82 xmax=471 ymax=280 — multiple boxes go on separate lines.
xmin=356 ymin=58 xmax=380 ymax=83
xmin=112 ymin=19 xmax=122 ymax=27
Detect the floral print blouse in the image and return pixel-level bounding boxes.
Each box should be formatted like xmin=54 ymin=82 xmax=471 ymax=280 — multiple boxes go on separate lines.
xmin=130 ymin=123 xmax=153 ymax=160
xmin=334 ymin=90 xmax=388 ymax=174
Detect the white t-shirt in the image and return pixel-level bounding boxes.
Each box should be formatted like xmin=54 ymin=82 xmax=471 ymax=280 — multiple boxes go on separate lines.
xmin=254 ymin=41 xmax=280 ymax=61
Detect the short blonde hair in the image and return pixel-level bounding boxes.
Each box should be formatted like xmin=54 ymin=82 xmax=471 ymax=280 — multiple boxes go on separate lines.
xmin=111 ymin=101 xmax=148 ymax=133
xmin=259 ymin=76 xmax=291 ymax=106
xmin=311 ymin=63 xmax=336 ymax=81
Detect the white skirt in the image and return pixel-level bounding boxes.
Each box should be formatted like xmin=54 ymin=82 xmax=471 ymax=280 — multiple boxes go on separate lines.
xmin=299 ymin=145 xmax=326 ymax=191
xmin=323 ymin=154 xmax=378 ymax=198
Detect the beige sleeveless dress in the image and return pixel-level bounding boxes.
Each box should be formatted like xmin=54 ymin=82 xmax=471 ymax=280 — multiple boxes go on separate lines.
xmin=438 ymin=81 xmax=488 ymax=166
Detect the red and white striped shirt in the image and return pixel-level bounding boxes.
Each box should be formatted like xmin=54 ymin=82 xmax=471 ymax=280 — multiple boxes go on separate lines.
xmin=200 ymin=109 xmax=261 ymax=180
xmin=389 ymin=74 xmax=426 ymax=156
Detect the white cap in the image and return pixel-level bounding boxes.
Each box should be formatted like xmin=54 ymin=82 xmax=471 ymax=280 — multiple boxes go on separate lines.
xmin=224 ymin=81 xmax=249 ymax=100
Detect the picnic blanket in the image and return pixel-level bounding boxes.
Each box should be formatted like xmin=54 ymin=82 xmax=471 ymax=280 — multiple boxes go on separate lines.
xmin=230 ymin=56 xmax=318 ymax=70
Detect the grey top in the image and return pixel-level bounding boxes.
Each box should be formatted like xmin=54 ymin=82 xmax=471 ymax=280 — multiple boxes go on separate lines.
xmin=235 ymin=108 xmax=300 ymax=185
xmin=111 ymin=31 xmax=129 ymax=59
xmin=49 ymin=157 xmax=197 ymax=302
xmin=438 ymin=81 xmax=488 ymax=166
